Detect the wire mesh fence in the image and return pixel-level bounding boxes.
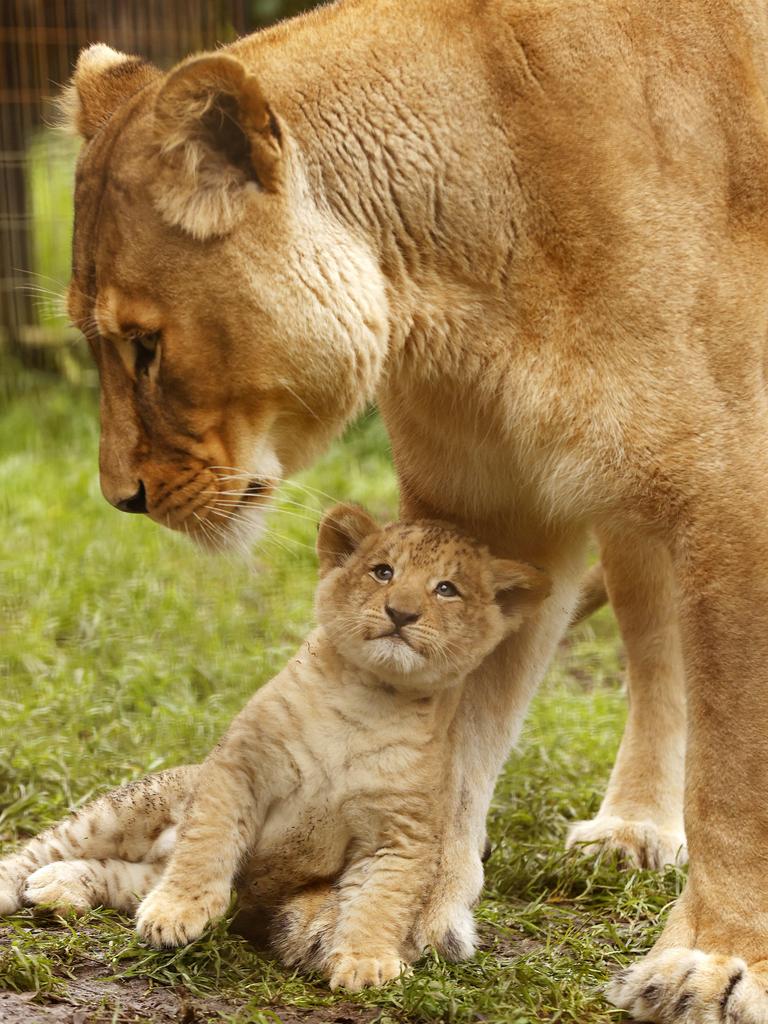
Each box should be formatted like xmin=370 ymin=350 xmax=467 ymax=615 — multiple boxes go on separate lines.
xmin=0 ymin=0 xmax=318 ymax=376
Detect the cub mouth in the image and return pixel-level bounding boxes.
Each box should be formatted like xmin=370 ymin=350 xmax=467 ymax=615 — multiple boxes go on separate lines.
xmin=374 ymin=630 xmax=411 ymax=647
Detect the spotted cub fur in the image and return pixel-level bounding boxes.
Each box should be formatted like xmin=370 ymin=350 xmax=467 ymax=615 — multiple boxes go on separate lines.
xmin=0 ymin=505 xmax=548 ymax=991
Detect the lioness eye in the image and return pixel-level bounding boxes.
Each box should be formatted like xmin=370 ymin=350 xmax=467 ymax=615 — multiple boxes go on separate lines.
xmin=435 ymin=580 xmax=460 ymax=598
xmin=133 ymin=331 xmax=161 ymax=376
xmin=371 ymin=564 xmax=394 ymax=582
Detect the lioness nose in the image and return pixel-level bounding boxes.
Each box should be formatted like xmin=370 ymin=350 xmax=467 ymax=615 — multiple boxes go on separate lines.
xmin=385 ymin=605 xmax=421 ymax=629
xmin=115 ymin=481 xmax=147 ymax=515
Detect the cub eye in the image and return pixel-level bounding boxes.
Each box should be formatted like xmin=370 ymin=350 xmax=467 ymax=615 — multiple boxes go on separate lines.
xmin=132 ymin=331 xmax=161 ymax=376
xmin=435 ymin=580 xmax=460 ymax=598
xmin=371 ymin=564 xmax=394 ymax=582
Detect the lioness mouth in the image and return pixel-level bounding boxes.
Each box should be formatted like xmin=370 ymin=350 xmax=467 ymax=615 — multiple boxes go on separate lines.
xmin=244 ymin=479 xmax=267 ymax=499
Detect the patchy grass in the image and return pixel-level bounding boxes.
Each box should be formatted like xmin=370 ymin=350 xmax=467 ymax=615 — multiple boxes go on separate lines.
xmin=0 ymin=380 xmax=672 ymax=1023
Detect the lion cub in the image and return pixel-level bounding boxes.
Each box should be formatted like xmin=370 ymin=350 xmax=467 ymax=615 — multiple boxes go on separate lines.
xmin=0 ymin=505 xmax=548 ymax=990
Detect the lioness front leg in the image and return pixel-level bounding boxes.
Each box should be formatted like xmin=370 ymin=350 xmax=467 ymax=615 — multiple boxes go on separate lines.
xmin=411 ymin=527 xmax=589 ymax=959
xmin=566 ymin=529 xmax=687 ymax=870
xmin=0 ymin=767 xmax=193 ymax=916
xmin=608 ymin=457 xmax=768 ymax=1023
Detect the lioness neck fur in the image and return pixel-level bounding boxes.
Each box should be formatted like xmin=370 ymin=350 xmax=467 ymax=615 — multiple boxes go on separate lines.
xmin=0 ymin=505 xmax=548 ymax=991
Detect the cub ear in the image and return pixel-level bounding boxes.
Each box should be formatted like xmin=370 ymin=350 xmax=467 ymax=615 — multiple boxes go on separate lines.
xmin=60 ymin=44 xmax=160 ymax=141
xmin=317 ymin=504 xmax=380 ymax=577
xmin=151 ymin=53 xmax=283 ymax=240
xmin=491 ymin=560 xmax=551 ymax=630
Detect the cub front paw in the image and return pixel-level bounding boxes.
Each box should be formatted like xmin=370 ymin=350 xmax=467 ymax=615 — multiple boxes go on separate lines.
xmin=135 ymin=885 xmax=230 ymax=948
xmin=329 ymin=954 xmax=409 ymax=992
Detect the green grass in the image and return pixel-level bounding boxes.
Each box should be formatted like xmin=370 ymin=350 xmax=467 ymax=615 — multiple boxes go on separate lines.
xmin=0 ymin=379 xmax=674 ymax=1023
xmin=27 ymin=130 xmax=80 ymax=322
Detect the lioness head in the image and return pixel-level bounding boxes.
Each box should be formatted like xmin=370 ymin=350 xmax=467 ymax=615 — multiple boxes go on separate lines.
xmin=314 ymin=504 xmax=551 ymax=690
xmin=63 ymin=43 xmax=389 ymax=546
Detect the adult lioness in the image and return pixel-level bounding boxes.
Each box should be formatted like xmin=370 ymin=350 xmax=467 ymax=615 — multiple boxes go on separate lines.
xmin=61 ymin=1 xmax=768 ymax=1020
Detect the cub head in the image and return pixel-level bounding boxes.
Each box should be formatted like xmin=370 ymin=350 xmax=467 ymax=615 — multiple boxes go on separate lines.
xmin=314 ymin=504 xmax=551 ymax=692
xmin=62 ymin=43 xmax=388 ymax=547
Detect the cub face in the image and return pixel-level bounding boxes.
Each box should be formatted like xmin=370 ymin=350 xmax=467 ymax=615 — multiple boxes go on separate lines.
xmin=62 ymin=44 xmax=389 ymax=547
xmin=315 ymin=505 xmax=551 ymax=691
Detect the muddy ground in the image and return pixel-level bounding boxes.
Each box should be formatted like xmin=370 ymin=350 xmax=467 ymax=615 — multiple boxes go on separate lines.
xmin=0 ymin=969 xmax=379 ymax=1024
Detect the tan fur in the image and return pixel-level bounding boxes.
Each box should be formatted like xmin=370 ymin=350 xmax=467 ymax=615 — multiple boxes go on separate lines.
xmin=0 ymin=768 xmax=190 ymax=915
xmin=567 ymin=531 xmax=687 ymax=871
xmin=570 ymin=563 xmax=608 ymax=626
xmin=0 ymin=509 xmax=547 ymax=991
xmin=60 ymin=2 xmax=768 ymax=1018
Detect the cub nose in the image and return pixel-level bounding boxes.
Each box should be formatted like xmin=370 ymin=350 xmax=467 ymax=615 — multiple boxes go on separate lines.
xmin=114 ymin=481 xmax=148 ymax=514
xmin=385 ymin=605 xmax=421 ymax=629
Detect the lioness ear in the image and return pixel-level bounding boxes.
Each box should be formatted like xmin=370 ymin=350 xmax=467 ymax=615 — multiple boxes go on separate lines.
xmin=317 ymin=504 xmax=380 ymax=577
xmin=491 ymin=560 xmax=551 ymax=629
xmin=151 ymin=54 xmax=282 ymax=240
xmin=60 ymin=44 xmax=160 ymax=141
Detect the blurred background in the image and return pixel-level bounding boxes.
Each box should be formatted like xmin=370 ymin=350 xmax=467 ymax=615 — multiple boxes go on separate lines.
xmin=0 ymin=0 xmax=320 ymax=388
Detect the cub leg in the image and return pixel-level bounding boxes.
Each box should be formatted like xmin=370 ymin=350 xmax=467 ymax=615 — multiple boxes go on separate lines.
xmin=135 ymin=725 xmax=278 ymax=947
xmin=270 ymin=882 xmax=339 ymax=970
xmin=0 ymin=766 xmax=194 ymax=915
xmin=566 ymin=529 xmax=687 ymax=869
xmin=24 ymin=856 xmax=167 ymax=914
xmin=327 ymin=835 xmax=434 ymax=992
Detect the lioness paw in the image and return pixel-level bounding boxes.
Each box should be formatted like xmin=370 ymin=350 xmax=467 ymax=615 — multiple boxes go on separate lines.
xmin=135 ymin=885 xmax=229 ymax=948
xmin=566 ymin=816 xmax=687 ymax=870
xmin=329 ymin=954 xmax=409 ymax=992
xmin=607 ymin=947 xmax=768 ymax=1023
xmin=24 ymin=862 xmax=95 ymax=914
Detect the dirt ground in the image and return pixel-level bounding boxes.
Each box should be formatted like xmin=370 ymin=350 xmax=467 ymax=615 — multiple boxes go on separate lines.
xmin=0 ymin=912 xmax=541 ymax=1024
xmin=0 ymin=968 xmax=379 ymax=1024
